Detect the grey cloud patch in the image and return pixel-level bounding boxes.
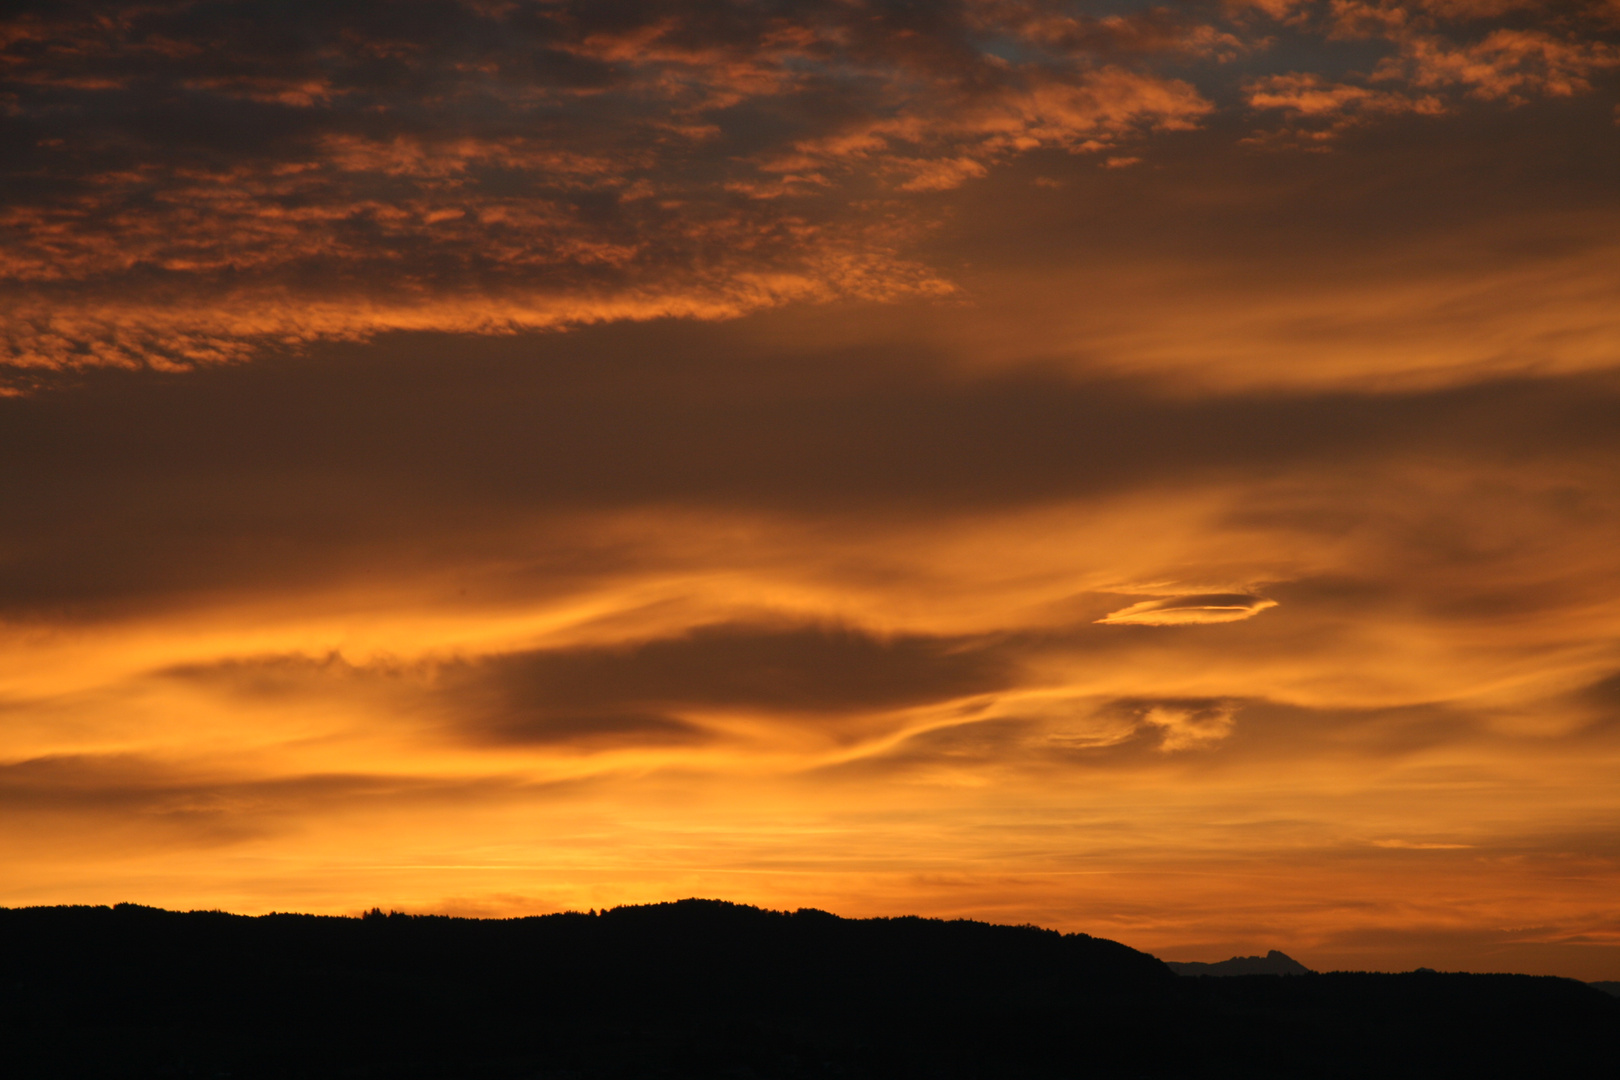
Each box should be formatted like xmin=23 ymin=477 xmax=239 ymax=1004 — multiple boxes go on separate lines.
xmin=460 ymin=711 xmax=709 ymax=749
xmin=0 ymin=753 xmax=539 ymax=848
xmin=1105 ymin=697 xmax=1241 ymax=750
xmin=155 ymin=650 xmax=707 ymax=750
xmin=161 ymin=652 xmax=403 ymax=700
xmin=1573 ymin=669 xmax=1620 ymax=735
xmin=1580 ymin=670 xmax=1620 ymax=709
xmin=151 ymin=621 xmax=1015 ymax=748
xmin=447 ymin=621 xmax=1015 ymax=745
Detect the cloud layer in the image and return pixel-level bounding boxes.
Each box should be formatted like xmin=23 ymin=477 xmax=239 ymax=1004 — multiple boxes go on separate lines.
xmin=1 ymin=1 xmax=1618 ymax=978
xmin=3 ymin=0 xmax=1615 ymax=383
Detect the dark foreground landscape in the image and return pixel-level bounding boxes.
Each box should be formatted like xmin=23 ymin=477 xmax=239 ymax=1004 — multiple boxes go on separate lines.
xmin=5 ymin=900 xmax=1617 ymax=1079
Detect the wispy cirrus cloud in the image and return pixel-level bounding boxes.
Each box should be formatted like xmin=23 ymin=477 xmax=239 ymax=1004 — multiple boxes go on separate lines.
xmin=1096 ymin=593 xmax=1279 ymax=626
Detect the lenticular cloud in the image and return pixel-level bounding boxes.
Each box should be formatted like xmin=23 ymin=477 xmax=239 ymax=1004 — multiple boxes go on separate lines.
xmin=1096 ymin=593 xmax=1277 ymax=626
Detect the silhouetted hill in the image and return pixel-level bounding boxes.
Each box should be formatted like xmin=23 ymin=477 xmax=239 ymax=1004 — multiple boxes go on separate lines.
xmin=1166 ymin=949 xmax=1313 ymax=976
xmin=1595 ymin=981 xmax=1620 ymax=997
xmin=3 ymin=900 xmax=1617 ymax=1078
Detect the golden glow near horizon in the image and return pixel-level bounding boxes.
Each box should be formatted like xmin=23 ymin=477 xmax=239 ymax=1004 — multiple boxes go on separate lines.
xmin=3 ymin=1 xmax=1619 ymax=980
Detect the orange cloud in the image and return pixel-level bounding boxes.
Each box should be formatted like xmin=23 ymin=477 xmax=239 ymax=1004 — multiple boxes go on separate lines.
xmin=1381 ymin=28 xmax=1620 ymax=101
xmin=3 ymin=0 xmax=1619 ymax=980
xmin=1097 ymin=594 xmax=1279 ymax=626
xmin=7 ymin=0 xmax=1613 ymax=384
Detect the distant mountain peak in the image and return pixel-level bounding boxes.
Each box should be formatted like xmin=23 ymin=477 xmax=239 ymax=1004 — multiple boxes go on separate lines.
xmin=1164 ymin=950 xmax=1314 ymax=976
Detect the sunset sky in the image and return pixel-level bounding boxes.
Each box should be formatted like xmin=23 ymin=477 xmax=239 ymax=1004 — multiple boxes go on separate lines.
xmin=3 ymin=0 xmax=1619 ymax=979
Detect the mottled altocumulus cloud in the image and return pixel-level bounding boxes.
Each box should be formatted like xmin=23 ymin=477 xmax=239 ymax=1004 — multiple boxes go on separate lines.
xmin=3 ymin=0 xmax=1616 ymax=381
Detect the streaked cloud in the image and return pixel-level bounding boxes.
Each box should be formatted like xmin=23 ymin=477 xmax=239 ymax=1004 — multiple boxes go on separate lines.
xmin=1096 ymin=594 xmax=1279 ymax=626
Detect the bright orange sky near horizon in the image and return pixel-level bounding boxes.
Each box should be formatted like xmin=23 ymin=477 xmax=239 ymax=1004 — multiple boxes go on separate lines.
xmin=3 ymin=0 xmax=1620 ymax=980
